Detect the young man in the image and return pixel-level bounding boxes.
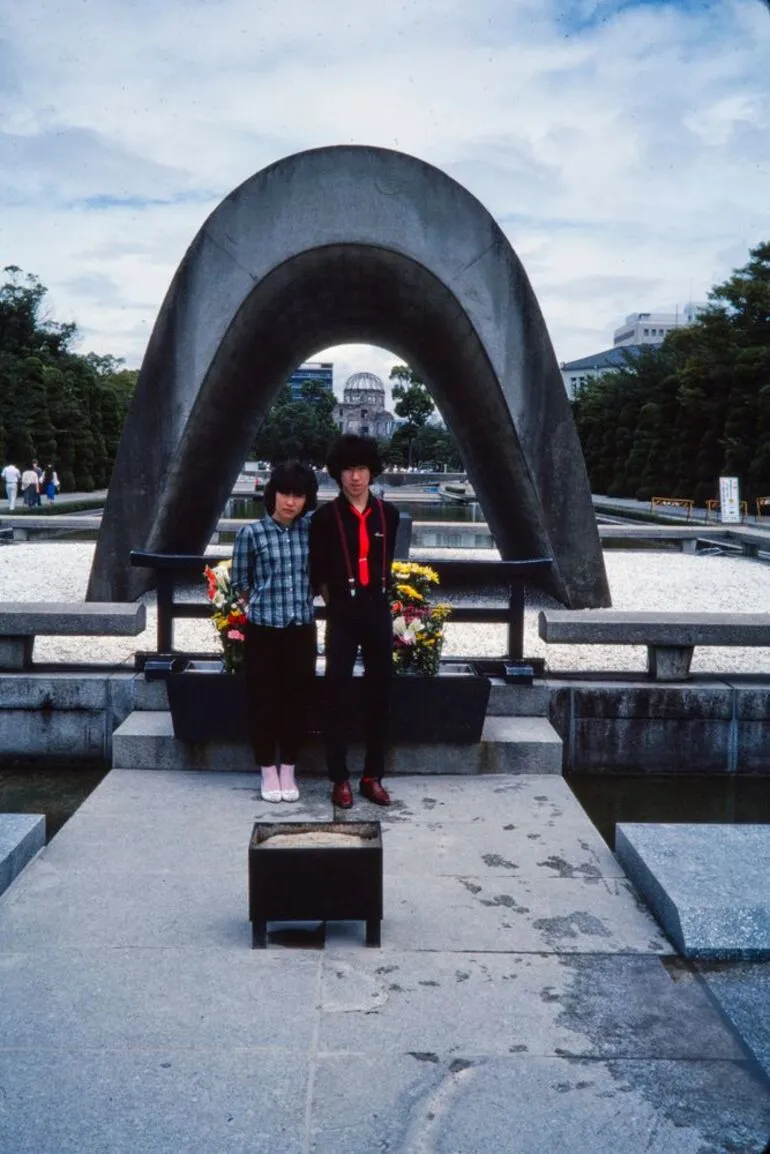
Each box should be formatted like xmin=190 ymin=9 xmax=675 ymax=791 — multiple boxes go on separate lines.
xmin=310 ymin=434 xmax=400 ymax=808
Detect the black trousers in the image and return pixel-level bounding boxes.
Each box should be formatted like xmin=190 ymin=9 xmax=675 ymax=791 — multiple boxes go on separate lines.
xmin=244 ymin=621 xmax=317 ymax=767
xmin=324 ymin=595 xmax=393 ymax=782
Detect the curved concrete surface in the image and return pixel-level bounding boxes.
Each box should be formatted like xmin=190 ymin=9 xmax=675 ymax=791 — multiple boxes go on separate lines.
xmin=88 ymin=145 xmax=609 ymax=607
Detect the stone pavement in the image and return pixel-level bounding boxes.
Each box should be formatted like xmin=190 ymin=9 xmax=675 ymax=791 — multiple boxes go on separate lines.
xmin=1 ymin=771 xmax=769 ymax=1153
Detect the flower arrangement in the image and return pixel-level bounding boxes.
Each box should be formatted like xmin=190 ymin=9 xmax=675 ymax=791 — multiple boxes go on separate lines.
xmin=389 ymin=561 xmax=452 ymax=677
xmin=203 ymin=559 xmax=247 ymax=674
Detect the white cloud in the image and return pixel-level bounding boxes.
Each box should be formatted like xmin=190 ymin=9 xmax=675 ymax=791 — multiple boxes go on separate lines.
xmin=0 ymin=0 xmax=768 ymax=372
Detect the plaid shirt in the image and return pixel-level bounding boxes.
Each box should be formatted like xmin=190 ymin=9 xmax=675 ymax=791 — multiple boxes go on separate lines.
xmin=231 ymin=515 xmax=314 ymax=627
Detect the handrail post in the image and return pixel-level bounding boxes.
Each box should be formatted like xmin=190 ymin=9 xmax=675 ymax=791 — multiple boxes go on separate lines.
xmin=507 ymin=583 xmax=524 ymax=661
xmin=156 ymin=571 xmax=175 ymax=653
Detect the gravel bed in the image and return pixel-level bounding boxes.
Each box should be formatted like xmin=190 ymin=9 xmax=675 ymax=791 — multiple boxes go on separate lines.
xmin=3 ymin=541 xmax=770 ymax=675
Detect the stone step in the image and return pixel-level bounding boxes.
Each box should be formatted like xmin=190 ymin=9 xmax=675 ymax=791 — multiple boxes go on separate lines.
xmin=0 ymin=814 xmax=46 ymax=897
xmin=112 ymin=711 xmax=563 ymax=775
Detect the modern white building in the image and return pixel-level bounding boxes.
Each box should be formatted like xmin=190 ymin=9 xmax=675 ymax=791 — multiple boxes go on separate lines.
xmin=561 ymin=303 xmax=707 ymax=398
xmin=560 ymin=346 xmax=643 ymax=401
xmin=613 ymin=304 xmax=705 ymax=347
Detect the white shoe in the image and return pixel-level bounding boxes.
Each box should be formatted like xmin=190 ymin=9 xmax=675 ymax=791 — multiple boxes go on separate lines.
xmin=260 ymin=767 xmax=281 ymax=802
xmin=279 ymin=765 xmax=299 ymax=802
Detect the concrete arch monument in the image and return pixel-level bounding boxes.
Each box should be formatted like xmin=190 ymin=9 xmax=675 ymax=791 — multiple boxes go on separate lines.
xmin=87 ymin=145 xmax=610 ymax=608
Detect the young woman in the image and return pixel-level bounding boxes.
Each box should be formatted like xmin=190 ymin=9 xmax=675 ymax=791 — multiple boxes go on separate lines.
xmin=231 ymin=460 xmax=318 ymax=802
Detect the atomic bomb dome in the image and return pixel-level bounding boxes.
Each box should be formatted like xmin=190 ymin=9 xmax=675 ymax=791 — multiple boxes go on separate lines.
xmin=334 ymin=371 xmax=395 ymax=439
xmin=344 ymin=371 xmax=385 ymax=400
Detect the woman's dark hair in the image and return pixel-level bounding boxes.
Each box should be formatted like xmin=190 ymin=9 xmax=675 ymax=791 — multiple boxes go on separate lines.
xmin=264 ymin=460 xmax=318 ymax=516
xmin=326 ymin=434 xmax=383 ymax=484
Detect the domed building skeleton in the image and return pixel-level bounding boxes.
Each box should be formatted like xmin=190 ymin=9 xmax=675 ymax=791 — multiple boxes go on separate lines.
xmin=333 ymin=371 xmax=395 ymax=439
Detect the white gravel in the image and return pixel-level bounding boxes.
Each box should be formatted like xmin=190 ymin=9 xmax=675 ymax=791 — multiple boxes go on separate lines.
xmin=3 ymin=541 xmax=770 ymax=675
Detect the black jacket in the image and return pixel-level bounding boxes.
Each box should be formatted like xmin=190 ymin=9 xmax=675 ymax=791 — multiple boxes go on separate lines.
xmin=309 ymin=495 xmax=400 ymax=607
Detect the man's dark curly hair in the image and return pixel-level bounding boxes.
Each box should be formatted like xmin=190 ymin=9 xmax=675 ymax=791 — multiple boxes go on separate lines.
xmin=326 ymin=434 xmax=383 ymax=484
xmin=263 ymin=460 xmax=318 ymax=516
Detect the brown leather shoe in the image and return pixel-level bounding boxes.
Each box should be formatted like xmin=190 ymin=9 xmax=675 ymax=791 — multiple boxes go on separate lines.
xmin=331 ymin=780 xmax=354 ymax=809
xmin=360 ymin=778 xmax=391 ymax=806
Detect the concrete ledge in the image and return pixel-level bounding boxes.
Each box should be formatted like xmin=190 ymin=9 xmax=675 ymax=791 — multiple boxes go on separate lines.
xmin=539 ymin=610 xmax=770 ymax=681
xmin=111 ymin=711 xmax=563 ymax=775
xmin=539 ymin=609 xmax=770 ymax=646
xmin=0 ymin=604 xmax=147 ymax=671
xmin=0 ymin=603 xmax=147 ymax=636
xmin=615 ymin=824 xmax=770 ymax=960
xmin=0 ymin=814 xmax=45 ymax=896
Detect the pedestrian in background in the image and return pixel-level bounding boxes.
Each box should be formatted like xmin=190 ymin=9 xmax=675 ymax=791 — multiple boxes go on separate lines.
xmin=1 ymin=462 xmax=20 ymax=511
xmin=21 ymin=464 xmax=39 ymax=508
xmin=31 ymin=459 xmax=44 ymax=506
xmin=43 ymin=465 xmax=60 ymax=504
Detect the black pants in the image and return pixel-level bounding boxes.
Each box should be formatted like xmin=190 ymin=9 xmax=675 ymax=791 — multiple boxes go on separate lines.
xmin=324 ymin=595 xmax=393 ymax=782
xmin=244 ymin=621 xmax=317 ymax=767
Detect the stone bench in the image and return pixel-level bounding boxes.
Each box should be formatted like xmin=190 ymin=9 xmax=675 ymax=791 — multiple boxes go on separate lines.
xmin=0 ymin=603 xmax=147 ymax=671
xmin=538 ymin=609 xmax=770 ymax=680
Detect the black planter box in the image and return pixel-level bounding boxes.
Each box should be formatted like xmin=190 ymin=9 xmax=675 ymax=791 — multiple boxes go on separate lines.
xmin=248 ymin=821 xmax=382 ymax=947
xmin=164 ymin=661 xmax=249 ymax=742
xmin=164 ymin=662 xmax=490 ymax=744
xmin=388 ymin=668 xmax=490 ymax=742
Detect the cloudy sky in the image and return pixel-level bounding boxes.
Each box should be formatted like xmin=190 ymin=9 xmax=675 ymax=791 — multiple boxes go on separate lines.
xmin=2 ymin=0 xmax=768 ymax=397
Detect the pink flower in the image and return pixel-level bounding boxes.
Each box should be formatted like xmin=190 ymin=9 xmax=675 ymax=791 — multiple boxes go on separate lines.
xmin=227 ymin=629 xmax=245 ymax=642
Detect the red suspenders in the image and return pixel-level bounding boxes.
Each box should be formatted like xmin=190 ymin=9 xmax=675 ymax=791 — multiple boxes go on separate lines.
xmin=332 ymin=497 xmax=388 ymax=598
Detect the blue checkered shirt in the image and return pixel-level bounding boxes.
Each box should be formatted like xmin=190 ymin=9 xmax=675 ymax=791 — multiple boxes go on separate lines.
xmin=231 ymin=515 xmax=314 ymax=627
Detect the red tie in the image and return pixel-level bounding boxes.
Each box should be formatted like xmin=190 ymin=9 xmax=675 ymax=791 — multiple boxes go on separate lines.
xmin=350 ymin=506 xmax=372 ymax=587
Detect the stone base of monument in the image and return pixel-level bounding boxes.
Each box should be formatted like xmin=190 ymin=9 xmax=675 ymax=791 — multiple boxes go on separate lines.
xmin=0 ymin=814 xmax=45 ymax=897
xmin=616 ymin=823 xmax=770 ymax=960
xmin=248 ymin=821 xmax=383 ymax=948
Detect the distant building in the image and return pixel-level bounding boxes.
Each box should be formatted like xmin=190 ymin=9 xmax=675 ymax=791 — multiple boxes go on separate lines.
xmin=287 ymin=361 xmax=334 ymax=401
xmin=333 ymin=371 xmax=395 ymax=439
xmin=561 ymin=303 xmax=707 ymax=398
xmin=560 ymin=346 xmax=643 ymax=401
xmin=613 ymin=304 xmax=705 ymax=347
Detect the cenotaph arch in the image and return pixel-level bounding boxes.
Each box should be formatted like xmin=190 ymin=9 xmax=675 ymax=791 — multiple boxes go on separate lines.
xmin=87 ymin=145 xmax=610 ymax=608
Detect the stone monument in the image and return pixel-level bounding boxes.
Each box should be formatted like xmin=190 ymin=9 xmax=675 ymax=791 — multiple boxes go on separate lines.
xmin=87 ymin=145 xmax=610 ymax=609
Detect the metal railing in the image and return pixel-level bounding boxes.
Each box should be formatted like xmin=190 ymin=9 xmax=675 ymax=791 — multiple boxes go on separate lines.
xmin=129 ymin=550 xmax=553 ymax=666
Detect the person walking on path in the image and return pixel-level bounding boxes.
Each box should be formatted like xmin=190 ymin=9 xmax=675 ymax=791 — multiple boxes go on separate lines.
xmin=42 ymin=465 xmax=60 ymax=504
xmin=1 ymin=462 xmax=20 ymax=511
xmin=21 ymin=464 xmax=39 ymax=508
xmin=232 ymin=460 xmax=318 ymax=804
xmin=309 ymin=434 xmax=400 ymax=809
xmin=31 ymin=459 xmax=44 ymax=506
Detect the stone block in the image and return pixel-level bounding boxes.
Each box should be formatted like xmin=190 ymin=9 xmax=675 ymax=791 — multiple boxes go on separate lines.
xmin=569 ymin=682 xmax=733 ymax=720
xmin=574 ymin=718 xmax=730 ymax=774
xmin=0 ymin=636 xmax=32 ymax=671
xmin=647 ymin=645 xmax=693 ymax=681
xmin=736 ymin=722 xmax=770 ymax=773
xmin=0 ymin=710 xmax=108 ymax=761
xmin=0 ymin=813 xmax=45 ymax=896
xmin=111 ymin=711 xmax=564 ymax=776
xmin=615 ymin=823 xmax=770 ymax=959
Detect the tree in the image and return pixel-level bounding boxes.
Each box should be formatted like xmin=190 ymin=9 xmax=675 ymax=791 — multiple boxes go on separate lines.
xmin=251 ymin=383 xmax=339 ymax=466
xmin=0 ymin=267 xmax=136 ymax=490
xmin=573 ymin=241 xmax=770 ymax=503
xmin=389 ymin=365 xmax=437 ymax=467
xmin=389 ymin=365 xmax=435 ymax=427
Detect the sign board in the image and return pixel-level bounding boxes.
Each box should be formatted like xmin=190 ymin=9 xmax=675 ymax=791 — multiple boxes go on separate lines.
xmin=719 ymin=476 xmax=741 ymax=523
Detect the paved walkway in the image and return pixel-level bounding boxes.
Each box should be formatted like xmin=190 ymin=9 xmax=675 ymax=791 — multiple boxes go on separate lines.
xmin=1 ymin=771 xmax=769 ymax=1152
